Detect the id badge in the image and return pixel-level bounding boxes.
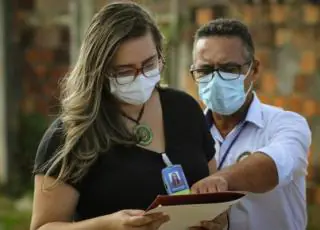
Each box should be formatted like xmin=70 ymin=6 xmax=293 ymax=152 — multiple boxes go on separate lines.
xmin=161 ymin=165 xmax=190 ymax=195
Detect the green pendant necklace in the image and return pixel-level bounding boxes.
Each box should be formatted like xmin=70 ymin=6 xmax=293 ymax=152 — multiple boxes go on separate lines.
xmin=122 ymin=104 xmax=153 ymax=146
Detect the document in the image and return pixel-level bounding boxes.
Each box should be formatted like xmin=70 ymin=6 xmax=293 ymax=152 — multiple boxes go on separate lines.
xmin=146 ymin=191 xmax=245 ymax=230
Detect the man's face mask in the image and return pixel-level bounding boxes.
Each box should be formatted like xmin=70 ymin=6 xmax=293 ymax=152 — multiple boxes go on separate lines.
xmin=198 ymin=63 xmax=253 ymax=115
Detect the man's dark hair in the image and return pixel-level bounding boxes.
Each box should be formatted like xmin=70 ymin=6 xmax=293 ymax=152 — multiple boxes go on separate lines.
xmin=194 ymin=18 xmax=255 ymax=60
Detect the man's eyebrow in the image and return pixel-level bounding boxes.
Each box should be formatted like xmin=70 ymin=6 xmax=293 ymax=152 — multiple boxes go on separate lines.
xmin=218 ymin=62 xmax=242 ymax=66
xmin=192 ymin=62 xmax=212 ymax=69
xmin=114 ymin=54 xmax=158 ymax=69
xmin=197 ymin=64 xmax=213 ymax=68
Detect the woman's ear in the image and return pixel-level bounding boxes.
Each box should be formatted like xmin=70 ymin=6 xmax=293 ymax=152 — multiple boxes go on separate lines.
xmin=159 ymin=58 xmax=165 ymax=72
xmin=159 ymin=62 xmax=164 ymax=72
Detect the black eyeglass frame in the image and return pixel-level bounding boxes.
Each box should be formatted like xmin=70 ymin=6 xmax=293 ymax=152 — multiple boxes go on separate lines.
xmin=190 ymin=60 xmax=254 ymax=83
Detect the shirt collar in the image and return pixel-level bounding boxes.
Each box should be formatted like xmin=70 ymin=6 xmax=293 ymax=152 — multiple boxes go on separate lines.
xmin=245 ymin=92 xmax=264 ymax=128
xmin=204 ymin=92 xmax=265 ymax=129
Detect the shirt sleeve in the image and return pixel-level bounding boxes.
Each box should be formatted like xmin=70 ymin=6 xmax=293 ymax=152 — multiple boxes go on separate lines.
xmin=257 ymin=111 xmax=311 ymax=187
xmin=33 ymin=118 xmax=82 ymax=191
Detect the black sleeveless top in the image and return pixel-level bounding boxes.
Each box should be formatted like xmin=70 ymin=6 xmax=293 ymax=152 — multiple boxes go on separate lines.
xmin=34 ymin=87 xmax=215 ymax=220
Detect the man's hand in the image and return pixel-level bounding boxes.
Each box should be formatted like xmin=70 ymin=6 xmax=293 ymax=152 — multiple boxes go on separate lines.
xmin=188 ymin=212 xmax=228 ymax=230
xmin=191 ymin=175 xmax=228 ymax=194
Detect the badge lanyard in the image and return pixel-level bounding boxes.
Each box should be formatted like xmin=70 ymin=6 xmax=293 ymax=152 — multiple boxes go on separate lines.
xmin=217 ymin=122 xmax=248 ymax=170
xmin=161 ymin=153 xmax=173 ymax=167
xmin=160 ymin=152 xmax=190 ymax=195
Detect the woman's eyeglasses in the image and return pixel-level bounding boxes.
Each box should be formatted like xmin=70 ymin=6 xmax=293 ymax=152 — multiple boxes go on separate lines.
xmin=110 ymin=58 xmax=162 ymax=85
xmin=190 ymin=61 xmax=253 ymax=83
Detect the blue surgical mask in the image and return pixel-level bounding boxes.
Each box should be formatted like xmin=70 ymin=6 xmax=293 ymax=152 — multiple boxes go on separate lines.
xmin=199 ymin=71 xmax=252 ymax=115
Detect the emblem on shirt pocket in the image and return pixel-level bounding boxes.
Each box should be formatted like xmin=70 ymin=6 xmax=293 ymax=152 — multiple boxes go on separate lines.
xmin=236 ymin=151 xmax=251 ymax=163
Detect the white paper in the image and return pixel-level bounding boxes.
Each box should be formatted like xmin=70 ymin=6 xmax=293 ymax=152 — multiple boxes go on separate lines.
xmin=146 ymin=198 xmax=242 ymax=230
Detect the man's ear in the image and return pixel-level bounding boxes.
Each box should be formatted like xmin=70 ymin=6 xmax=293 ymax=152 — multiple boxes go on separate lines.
xmin=251 ymin=59 xmax=260 ymax=82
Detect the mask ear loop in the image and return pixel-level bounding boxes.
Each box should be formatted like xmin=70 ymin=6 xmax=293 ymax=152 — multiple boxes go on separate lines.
xmin=243 ymin=62 xmax=254 ymax=97
xmin=245 ymin=81 xmax=253 ymax=97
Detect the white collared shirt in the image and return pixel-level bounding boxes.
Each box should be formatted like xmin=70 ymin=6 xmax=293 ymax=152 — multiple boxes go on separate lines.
xmin=207 ymin=93 xmax=311 ymax=230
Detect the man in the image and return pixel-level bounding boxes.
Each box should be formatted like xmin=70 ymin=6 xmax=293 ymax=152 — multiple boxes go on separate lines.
xmin=190 ymin=18 xmax=312 ymax=230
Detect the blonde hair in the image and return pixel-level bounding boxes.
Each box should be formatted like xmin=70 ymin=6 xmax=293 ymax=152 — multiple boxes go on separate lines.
xmin=40 ymin=1 xmax=164 ymax=188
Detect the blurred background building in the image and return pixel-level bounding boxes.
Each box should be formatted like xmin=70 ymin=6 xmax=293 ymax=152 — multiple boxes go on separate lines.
xmin=0 ymin=0 xmax=319 ymax=229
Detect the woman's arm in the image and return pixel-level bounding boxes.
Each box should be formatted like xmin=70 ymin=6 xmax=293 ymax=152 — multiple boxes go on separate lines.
xmin=30 ymin=175 xmax=169 ymax=230
xmin=30 ymin=175 xmax=106 ymax=230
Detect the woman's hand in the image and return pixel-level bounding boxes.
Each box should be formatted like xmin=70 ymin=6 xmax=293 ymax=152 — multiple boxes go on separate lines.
xmin=104 ymin=209 xmax=170 ymax=230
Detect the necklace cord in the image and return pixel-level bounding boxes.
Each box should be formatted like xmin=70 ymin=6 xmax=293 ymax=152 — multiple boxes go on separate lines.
xmin=121 ymin=104 xmax=145 ymax=125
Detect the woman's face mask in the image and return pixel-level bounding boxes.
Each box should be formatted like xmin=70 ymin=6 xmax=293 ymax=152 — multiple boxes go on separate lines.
xmin=198 ymin=67 xmax=253 ymax=115
xmin=109 ymin=68 xmax=161 ymax=105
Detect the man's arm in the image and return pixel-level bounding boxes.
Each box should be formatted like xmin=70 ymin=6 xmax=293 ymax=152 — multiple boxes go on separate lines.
xmin=214 ymin=152 xmax=278 ymax=193
xmin=208 ymin=158 xmax=217 ymax=175
xmin=192 ymin=111 xmax=311 ymax=194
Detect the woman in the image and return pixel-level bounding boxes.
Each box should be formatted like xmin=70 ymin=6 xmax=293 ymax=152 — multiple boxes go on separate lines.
xmin=30 ymin=2 xmax=217 ymax=230
xmin=171 ymin=172 xmax=182 ymax=187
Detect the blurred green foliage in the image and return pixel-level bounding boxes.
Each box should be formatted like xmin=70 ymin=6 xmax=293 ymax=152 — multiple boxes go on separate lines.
xmin=0 ymin=195 xmax=31 ymax=230
xmin=5 ymin=113 xmax=49 ymax=198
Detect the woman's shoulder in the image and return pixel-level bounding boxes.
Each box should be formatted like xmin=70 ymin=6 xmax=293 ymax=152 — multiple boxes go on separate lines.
xmin=34 ymin=117 xmax=64 ymax=171
xmin=159 ymin=86 xmax=201 ymax=108
xmin=39 ymin=118 xmax=64 ymax=149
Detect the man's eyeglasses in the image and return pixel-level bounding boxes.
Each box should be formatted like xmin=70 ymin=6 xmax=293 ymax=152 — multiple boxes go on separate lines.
xmin=109 ymin=58 xmax=162 ymax=85
xmin=190 ymin=61 xmax=253 ymax=83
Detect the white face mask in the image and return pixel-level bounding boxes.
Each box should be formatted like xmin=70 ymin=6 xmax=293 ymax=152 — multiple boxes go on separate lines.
xmin=109 ymin=68 xmax=161 ymax=105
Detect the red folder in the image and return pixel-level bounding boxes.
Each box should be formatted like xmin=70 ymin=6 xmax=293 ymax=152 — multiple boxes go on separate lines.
xmin=147 ymin=191 xmax=245 ymax=210
xmin=145 ymin=191 xmax=246 ymax=230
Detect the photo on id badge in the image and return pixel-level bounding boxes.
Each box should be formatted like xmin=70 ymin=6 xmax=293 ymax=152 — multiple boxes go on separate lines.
xmin=162 ymin=165 xmax=189 ymax=194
